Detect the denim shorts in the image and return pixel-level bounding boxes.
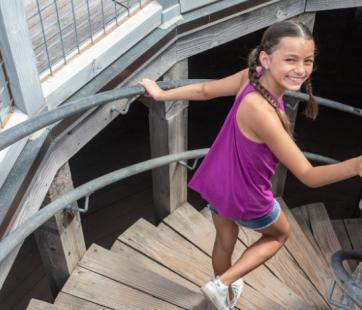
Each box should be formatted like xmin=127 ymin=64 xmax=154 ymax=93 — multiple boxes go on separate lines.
xmin=208 ymin=200 xmax=281 ymax=230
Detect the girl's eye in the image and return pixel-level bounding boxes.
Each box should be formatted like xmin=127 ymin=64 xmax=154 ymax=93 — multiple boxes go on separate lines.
xmin=305 ymin=59 xmax=314 ymax=64
xmin=286 ymin=59 xmax=295 ymax=63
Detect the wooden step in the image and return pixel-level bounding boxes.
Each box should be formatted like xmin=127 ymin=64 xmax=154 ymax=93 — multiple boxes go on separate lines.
xmin=199 ymin=204 xmax=329 ymax=309
xmin=344 ymin=218 xmax=362 ymax=253
xmin=55 ymin=292 xmax=110 ymax=309
xmin=117 ymin=217 xmax=283 ymax=310
xmin=111 ymin=239 xmax=200 ymax=293
xmin=60 ymin=265 xmax=181 ymax=309
xmin=77 ymin=243 xmax=205 ymax=309
xmin=332 ymin=219 xmax=357 ymax=270
xmin=278 ymin=199 xmax=335 ymax=303
xmin=27 ymin=299 xmax=60 ymax=310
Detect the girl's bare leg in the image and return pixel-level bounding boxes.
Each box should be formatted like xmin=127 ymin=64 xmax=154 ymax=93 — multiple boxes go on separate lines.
xmin=219 ymin=210 xmax=291 ymax=286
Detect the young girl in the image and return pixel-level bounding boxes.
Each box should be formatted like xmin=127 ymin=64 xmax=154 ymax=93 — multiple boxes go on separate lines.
xmin=139 ymin=21 xmax=362 ymax=309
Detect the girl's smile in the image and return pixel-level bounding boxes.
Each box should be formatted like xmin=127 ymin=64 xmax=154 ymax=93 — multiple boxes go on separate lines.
xmin=259 ymin=36 xmax=315 ymax=97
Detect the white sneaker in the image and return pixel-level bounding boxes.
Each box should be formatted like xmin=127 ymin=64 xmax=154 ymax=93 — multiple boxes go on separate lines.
xmin=229 ymin=278 xmax=244 ymax=308
xmin=201 ymin=276 xmax=230 ymax=310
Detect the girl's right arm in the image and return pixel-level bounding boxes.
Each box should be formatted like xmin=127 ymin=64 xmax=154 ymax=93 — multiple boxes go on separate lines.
xmin=138 ymin=68 xmax=249 ymax=102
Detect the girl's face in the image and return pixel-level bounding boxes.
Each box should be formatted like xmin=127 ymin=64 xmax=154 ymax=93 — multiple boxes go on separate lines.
xmin=260 ymin=36 xmax=315 ymax=91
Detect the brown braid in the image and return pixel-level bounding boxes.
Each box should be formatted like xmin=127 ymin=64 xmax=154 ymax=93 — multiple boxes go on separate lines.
xmin=303 ymin=77 xmax=318 ymax=119
xmin=248 ymin=47 xmax=292 ymax=135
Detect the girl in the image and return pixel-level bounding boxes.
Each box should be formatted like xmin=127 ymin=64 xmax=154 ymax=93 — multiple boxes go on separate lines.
xmin=139 ymin=21 xmax=362 ymax=309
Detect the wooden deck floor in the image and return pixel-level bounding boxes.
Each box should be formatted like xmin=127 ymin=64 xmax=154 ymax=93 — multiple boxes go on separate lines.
xmin=24 ymin=0 xmax=142 ymax=74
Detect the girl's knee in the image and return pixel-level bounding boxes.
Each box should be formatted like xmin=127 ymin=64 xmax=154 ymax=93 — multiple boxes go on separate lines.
xmin=215 ymin=233 xmax=238 ymax=254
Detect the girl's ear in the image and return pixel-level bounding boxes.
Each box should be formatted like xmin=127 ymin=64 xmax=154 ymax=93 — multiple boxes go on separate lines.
xmin=259 ymin=51 xmax=270 ymax=70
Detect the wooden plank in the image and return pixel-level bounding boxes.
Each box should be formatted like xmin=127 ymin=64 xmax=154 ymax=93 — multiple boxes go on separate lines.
xmin=179 ymin=0 xmax=218 ymax=13
xmin=331 ymin=220 xmax=357 ymax=271
xmin=200 ymin=206 xmax=329 ymax=309
xmin=34 ymin=162 xmax=86 ymax=296
xmin=27 ymin=299 xmax=58 ymax=310
xmin=0 ymin=0 xmax=45 ymax=115
xmin=149 ymin=60 xmax=188 ymax=220
xmin=292 ymin=207 xmax=324 ymax=258
xmin=307 ymin=203 xmax=351 ymax=273
xmin=305 ymin=0 xmax=362 ymax=12
xmin=111 ymin=239 xmax=200 ymax=293
xmin=118 ymin=218 xmax=283 ymax=310
xmin=79 ymin=244 xmax=205 ymax=309
xmin=278 ymin=198 xmax=334 ymax=305
xmin=62 ymin=266 xmax=181 ymax=310
xmin=344 ymin=218 xmax=362 ymax=253
xmin=55 ymin=292 xmax=110 ymax=310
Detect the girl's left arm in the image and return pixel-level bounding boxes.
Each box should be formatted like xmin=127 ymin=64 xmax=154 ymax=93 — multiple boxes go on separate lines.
xmin=251 ymin=106 xmax=361 ymax=188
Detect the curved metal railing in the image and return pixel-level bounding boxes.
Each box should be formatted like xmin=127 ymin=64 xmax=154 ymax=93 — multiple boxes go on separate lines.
xmin=1 ymin=80 xmax=362 ymax=151
xmin=328 ymin=250 xmax=362 ymax=310
xmin=0 ymin=148 xmax=340 ymax=264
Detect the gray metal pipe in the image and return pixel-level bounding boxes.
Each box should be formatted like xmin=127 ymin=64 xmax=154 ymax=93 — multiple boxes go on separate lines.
xmin=0 ymin=80 xmax=206 ymax=151
xmin=0 ymin=149 xmax=208 ymax=263
xmin=1 ymin=79 xmax=361 ymax=152
xmin=0 ymin=148 xmax=338 ymax=263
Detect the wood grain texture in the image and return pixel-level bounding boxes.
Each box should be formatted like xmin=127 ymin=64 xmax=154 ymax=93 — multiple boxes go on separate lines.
xmin=305 ymin=0 xmax=362 ymax=12
xmin=62 ymin=266 xmax=181 ymax=310
xmin=79 ymin=244 xmax=205 ymax=309
xmin=55 ymin=292 xmax=110 ymax=309
xmin=344 ymin=218 xmax=362 ymax=253
xmin=118 ymin=217 xmax=282 ymax=310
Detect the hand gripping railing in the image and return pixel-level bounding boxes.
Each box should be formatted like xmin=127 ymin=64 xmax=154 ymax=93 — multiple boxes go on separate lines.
xmin=0 ymin=148 xmax=339 ymax=264
xmin=328 ymin=250 xmax=362 ymax=310
xmin=1 ymin=79 xmax=362 ymax=152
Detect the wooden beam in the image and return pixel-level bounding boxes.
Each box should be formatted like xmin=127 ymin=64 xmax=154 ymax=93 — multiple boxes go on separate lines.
xmin=0 ymin=0 xmax=45 ymax=115
xmin=149 ymin=60 xmax=188 ymax=220
xmin=34 ymin=162 xmax=86 ymax=297
xmin=306 ymin=0 xmax=362 ymax=12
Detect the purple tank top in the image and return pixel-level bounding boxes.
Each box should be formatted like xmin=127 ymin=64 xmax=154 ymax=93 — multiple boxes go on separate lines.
xmin=188 ymin=82 xmax=285 ymax=219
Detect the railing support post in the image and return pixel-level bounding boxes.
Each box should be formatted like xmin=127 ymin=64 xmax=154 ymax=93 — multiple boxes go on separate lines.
xmin=34 ymin=162 xmax=85 ymax=297
xmin=148 ymin=60 xmax=189 ymax=220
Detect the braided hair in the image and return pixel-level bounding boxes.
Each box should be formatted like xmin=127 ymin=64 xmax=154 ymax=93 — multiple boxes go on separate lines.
xmin=248 ymin=20 xmax=318 ymax=135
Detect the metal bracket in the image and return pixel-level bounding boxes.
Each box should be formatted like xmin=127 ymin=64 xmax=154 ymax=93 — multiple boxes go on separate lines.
xmin=111 ymin=101 xmax=131 ymax=115
xmin=67 ymin=194 xmax=92 ymax=214
xmin=327 ymin=280 xmax=356 ymax=310
xmin=178 ymin=158 xmax=199 ymax=170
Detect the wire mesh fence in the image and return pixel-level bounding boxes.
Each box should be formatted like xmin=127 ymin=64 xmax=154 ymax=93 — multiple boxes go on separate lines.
xmin=24 ymin=0 xmax=145 ymax=77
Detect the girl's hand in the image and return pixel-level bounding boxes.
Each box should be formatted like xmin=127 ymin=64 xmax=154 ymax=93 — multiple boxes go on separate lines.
xmin=138 ymin=78 xmax=164 ymax=101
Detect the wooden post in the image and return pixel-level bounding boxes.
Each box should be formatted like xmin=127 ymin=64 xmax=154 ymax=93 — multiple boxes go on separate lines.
xmin=272 ymin=97 xmax=300 ymax=197
xmin=148 ymin=60 xmax=188 ymax=220
xmin=272 ymin=12 xmax=316 ymax=197
xmin=34 ymin=162 xmax=86 ymax=297
xmin=0 ymin=0 xmax=45 ymax=115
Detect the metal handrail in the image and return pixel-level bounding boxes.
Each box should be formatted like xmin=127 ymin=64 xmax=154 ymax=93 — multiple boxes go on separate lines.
xmin=0 ymin=148 xmax=338 ymax=264
xmin=1 ymin=79 xmax=362 ymax=151
xmin=328 ymin=250 xmax=362 ymax=309
xmin=0 ymin=79 xmax=206 ymax=151
xmin=0 ymin=149 xmax=208 ymax=263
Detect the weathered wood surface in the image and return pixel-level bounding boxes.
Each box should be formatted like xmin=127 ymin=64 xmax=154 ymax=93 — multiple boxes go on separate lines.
xmin=160 ymin=211 xmax=313 ymax=309
xmin=34 ymin=162 xmax=86 ymax=296
xmin=149 ymin=60 xmax=188 ymax=220
xmin=27 ymin=299 xmax=60 ymax=310
xmin=344 ymin=218 xmax=362 ymax=253
xmin=79 ymin=243 xmax=205 ymax=309
xmin=199 ymin=205 xmax=328 ymax=309
xmin=331 ymin=220 xmax=357 ymax=271
xmin=278 ymin=199 xmax=333 ymax=305
xmin=305 ymin=0 xmax=362 ymax=12
xmin=62 ymin=266 xmax=182 ymax=309
xmin=118 ymin=217 xmax=288 ymax=309
xmin=307 ymin=203 xmax=351 ymax=273
xmin=55 ymin=292 xmax=110 ymax=309
xmin=0 ymin=0 xmax=45 ymax=115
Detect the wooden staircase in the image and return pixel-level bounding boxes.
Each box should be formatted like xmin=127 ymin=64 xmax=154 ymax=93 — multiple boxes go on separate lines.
xmin=27 ymin=198 xmax=362 ymax=309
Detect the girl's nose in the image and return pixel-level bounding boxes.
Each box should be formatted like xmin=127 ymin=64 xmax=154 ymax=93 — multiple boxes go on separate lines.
xmin=294 ymin=63 xmax=306 ymax=76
